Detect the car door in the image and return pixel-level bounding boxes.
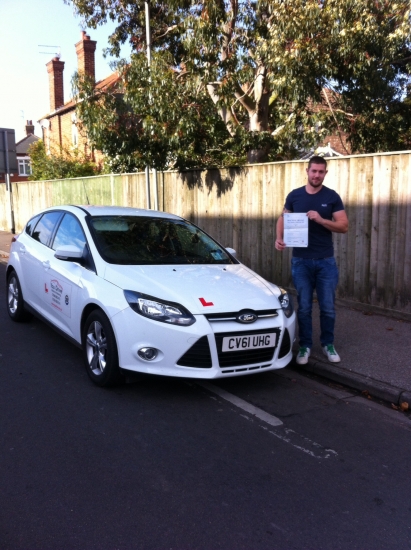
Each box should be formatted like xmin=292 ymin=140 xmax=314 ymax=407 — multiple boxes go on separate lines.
xmin=19 ymin=211 xmax=64 ymax=314
xmin=41 ymin=212 xmax=91 ymax=339
xmin=14 ymin=213 xmax=42 ymax=303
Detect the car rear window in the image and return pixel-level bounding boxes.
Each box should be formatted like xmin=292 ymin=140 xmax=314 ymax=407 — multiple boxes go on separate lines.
xmin=89 ymin=216 xmax=235 ymax=265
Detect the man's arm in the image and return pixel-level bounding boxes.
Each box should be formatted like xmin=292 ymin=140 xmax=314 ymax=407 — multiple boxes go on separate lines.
xmin=307 ymin=209 xmax=348 ymax=233
xmin=275 ymin=208 xmax=291 ymax=251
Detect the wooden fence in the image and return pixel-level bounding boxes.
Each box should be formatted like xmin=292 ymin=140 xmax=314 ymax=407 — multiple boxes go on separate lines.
xmin=1 ymin=151 xmax=410 ymax=319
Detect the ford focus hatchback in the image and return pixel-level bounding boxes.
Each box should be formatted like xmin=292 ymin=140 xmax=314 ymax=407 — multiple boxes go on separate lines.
xmin=6 ymin=205 xmax=295 ymax=386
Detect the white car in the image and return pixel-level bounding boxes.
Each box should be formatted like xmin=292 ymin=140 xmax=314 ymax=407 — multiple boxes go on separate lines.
xmin=6 ymin=206 xmax=295 ymax=386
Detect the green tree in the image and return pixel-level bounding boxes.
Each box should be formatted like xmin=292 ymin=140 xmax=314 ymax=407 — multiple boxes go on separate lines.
xmin=28 ymin=140 xmax=100 ymax=180
xmin=68 ymin=0 xmax=411 ymax=167
xmin=73 ymin=57 xmax=240 ymax=172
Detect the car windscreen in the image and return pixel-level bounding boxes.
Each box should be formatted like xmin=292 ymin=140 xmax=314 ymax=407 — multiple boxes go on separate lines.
xmin=89 ymin=216 xmax=236 ymax=265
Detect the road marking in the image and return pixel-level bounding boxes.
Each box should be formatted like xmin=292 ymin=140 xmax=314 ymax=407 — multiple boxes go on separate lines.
xmin=196 ymin=381 xmax=283 ymax=426
xmin=262 ymin=426 xmax=338 ymax=459
xmin=196 ymin=381 xmax=338 ymax=459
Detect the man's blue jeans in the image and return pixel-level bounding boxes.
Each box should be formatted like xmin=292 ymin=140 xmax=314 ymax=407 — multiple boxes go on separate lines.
xmin=291 ymin=257 xmax=339 ymax=348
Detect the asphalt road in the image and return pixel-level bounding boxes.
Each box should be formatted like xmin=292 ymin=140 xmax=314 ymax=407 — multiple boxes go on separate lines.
xmin=1 ymin=263 xmax=411 ymax=550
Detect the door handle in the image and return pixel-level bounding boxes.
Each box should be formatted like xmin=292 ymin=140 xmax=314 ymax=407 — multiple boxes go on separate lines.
xmin=19 ymin=245 xmax=26 ymax=254
xmin=42 ymin=260 xmax=50 ymax=270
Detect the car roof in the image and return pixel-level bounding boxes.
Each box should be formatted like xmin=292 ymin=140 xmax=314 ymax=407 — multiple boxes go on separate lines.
xmin=41 ymin=205 xmax=183 ymax=220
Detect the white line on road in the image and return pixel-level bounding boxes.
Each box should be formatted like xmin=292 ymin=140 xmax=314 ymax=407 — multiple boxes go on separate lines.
xmin=196 ymin=380 xmax=283 ymax=426
xmin=195 ymin=381 xmax=338 ymax=459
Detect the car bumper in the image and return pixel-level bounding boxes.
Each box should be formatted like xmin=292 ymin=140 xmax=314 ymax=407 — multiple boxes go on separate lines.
xmin=111 ymin=307 xmax=296 ymax=379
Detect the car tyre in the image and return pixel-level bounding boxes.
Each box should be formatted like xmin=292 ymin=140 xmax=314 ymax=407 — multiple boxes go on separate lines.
xmin=82 ymin=309 xmax=122 ymax=387
xmin=7 ymin=271 xmax=30 ymax=322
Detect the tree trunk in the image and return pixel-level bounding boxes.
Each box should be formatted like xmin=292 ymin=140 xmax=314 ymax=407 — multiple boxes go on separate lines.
xmin=206 ymin=83 xmax=237 ymax=136
xmin=247 ymin=90 xmax=270 ymax=163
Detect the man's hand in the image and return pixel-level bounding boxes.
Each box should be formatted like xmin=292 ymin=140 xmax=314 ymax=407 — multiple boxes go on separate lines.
xmin=307 ymin=210 xmax=323 ymax=223
xmin=307 ymin=209 xmax=349 ymax=233
xmin=275 ymin=238 xmax=286 ymax=251
xmin=275 ymin=207 xmax=291 ymax=251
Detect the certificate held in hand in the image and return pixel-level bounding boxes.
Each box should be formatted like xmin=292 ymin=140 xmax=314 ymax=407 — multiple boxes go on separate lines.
xmin=284 ymin=213 xmax=308 ymax=247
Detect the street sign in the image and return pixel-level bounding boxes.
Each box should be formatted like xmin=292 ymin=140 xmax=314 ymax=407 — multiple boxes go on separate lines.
xmin=0 ymin=128 xmax=18 ymax=174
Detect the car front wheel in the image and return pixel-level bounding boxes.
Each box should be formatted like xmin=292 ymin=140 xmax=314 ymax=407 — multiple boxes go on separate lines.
xmin=82 ymin=310 xmax=122 ymax=387
xmin=7 ymin=271 xmax=29 ymax=322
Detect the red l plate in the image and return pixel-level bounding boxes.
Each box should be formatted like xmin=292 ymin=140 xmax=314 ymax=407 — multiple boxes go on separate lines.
xmin=199 ymin=297 xmax=214 ymax=307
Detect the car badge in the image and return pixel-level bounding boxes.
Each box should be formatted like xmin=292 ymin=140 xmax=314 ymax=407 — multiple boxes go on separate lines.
xmin=236 ymin=310 xmax=258 ymax=324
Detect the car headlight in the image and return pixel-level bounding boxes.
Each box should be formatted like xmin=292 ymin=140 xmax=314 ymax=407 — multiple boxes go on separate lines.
xmin=124 ymin=290 xmax=196 ymax=326
xmin=278 ymin=288 xmax=293 ymax=318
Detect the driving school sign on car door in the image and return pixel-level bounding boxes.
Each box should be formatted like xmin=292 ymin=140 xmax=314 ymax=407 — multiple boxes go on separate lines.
xmin=44 ymin=277 xmax=72 ymax=317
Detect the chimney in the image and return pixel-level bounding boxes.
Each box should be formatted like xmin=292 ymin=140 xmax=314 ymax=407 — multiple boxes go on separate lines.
xmin=75 ymin=31 xmax=97 ymax=82
xmin=25 ymin=120 xmax=35 ymax=136
xmin=46 ymin=57 xmax=65 ymax=112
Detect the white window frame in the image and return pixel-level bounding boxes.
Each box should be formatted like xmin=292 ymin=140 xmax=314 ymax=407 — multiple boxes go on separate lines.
xmin=18 ymin=157 xmax=32 ymax=176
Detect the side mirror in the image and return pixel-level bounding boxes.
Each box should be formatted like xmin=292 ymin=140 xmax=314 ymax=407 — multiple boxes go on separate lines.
xmin=54 ymin=245 xmax=84 ymax=262
xmin=225 ymin=247 xmax=237 ymax=259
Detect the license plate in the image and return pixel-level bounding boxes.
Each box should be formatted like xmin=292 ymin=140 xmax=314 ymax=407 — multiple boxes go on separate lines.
xmin=222 ymin=333 xmax=276 ymax=352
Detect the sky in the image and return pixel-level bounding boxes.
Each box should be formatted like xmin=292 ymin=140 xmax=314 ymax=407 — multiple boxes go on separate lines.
xmin=0 ymin=0 xmax=131 ymax=142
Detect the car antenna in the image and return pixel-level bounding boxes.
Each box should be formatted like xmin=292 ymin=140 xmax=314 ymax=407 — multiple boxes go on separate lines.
xmin=82 ymin=180 xmax=90 ymax=205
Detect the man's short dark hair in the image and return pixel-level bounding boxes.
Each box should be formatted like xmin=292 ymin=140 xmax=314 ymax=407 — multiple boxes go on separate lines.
xmin=308 ymin=156 xmax=327 ymax=168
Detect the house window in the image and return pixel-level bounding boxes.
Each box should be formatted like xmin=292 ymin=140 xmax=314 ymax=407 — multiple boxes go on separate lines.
xmin=18 ymin=158 xmax=32 ymax=176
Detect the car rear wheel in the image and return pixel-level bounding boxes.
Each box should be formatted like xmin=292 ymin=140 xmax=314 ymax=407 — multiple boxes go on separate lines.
xmin=7 ymin=271 xmax=29 ymax=322
xmin=82 ymin=310 xmax=122 ymax=387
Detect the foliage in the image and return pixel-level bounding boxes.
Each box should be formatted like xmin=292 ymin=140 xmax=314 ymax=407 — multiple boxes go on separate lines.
xmin=28 ymin=140 xmax=100 ymax=181
xmin=73 ymin=59 xmax=238 ymax=172
xmin=67 ymin=0 xmax=411 ymax=167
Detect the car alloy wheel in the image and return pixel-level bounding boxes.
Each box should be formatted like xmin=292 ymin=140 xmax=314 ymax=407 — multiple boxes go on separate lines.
xmin=7 ymin=271 xmax=29 ymax=322
xmin=86 ymin=320 xmax=108 ymax=374
xmin=82 ymin=309 xmax=121 ymax=387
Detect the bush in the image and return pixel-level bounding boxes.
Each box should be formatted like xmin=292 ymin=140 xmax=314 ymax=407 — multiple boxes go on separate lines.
xmin=28 ymin=141 xmax=101 ymax=181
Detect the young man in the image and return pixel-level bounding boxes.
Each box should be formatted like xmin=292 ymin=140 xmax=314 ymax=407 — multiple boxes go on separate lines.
xmin=275 ymin=156 xmax=348 ymax=365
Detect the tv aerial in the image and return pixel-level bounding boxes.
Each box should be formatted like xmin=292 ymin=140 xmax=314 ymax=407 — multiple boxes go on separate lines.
xmin=38 ymin=45 xmax=61 ymax=58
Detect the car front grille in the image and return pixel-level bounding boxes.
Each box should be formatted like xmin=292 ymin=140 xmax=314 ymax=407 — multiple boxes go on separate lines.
xmin=176 ymin=336 xmax=212 ymax=368
xmin=205 ymin=309 xmax=278 ymax=322
xmin=215 ymin=328 xmax=281 ymax=368
xmin=176 ymin=328 xmax=287 ymax=371
xmin=219 ymin=363 xmax=273 ymax=375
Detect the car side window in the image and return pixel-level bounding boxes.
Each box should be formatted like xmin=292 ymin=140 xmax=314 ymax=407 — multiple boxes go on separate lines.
xmin=52 ymin=213 xmax=87 ymax=251
xmin=31 ymin=211 xmax=63 ymax=246
xmin=25 ymin=214 xmax=42 ymax=236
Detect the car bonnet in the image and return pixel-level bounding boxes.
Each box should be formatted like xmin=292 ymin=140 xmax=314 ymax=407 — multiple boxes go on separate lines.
xmin=102 ymin=263 xmax=279 ymax=314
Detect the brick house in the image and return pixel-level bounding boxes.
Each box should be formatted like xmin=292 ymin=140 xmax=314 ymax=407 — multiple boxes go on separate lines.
xmin=0 ymin=121 xmax=39 ymax=184
xmin=13 ymin=121 xmax=40 ymax=182
xmin=38 ymin=31 xmax=118 ymax=166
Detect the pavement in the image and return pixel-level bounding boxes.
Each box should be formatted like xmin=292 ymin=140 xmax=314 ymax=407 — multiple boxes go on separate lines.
xmin=1 ymin=230 xmax=410 ymax=408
